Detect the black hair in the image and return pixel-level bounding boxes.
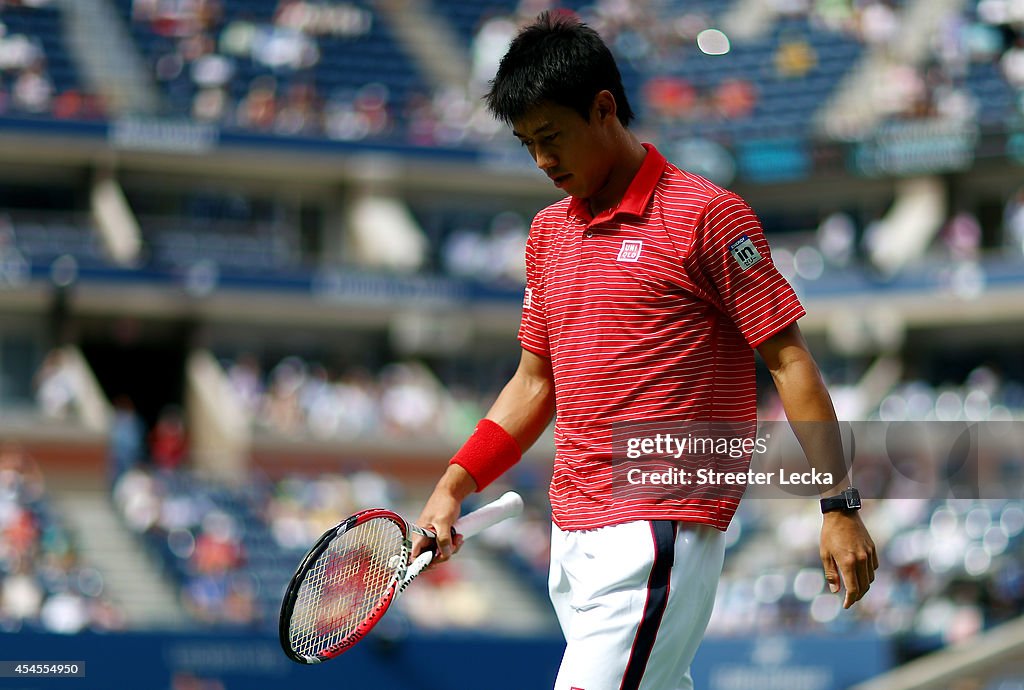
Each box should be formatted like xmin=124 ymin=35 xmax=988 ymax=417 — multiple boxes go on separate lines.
xmin=485 ymin=11 xmax=635 ymax=127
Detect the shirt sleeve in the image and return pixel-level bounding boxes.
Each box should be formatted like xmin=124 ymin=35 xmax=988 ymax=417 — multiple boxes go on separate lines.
xmin=686 ymin=192 xmax=805 ymax=348
xmin=517 ymin=222 xmax=551 ymax=357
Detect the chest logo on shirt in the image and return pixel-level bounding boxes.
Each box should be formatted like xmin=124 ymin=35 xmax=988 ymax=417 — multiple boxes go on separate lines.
xmin=728 ymin=234 xmax=763 ymax=270
xmin=616 ymin=239 xmax=643 ymax=262
xmin=523 ymin=287 xmax=532 ymax=310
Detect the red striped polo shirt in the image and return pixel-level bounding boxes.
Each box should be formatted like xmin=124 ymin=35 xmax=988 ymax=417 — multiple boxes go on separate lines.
xmin=518 ymin=144 xmax=805 ymax=531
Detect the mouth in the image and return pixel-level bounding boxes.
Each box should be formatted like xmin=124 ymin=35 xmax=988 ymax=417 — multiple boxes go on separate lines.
xmin=550 ymin=173 xmax=572 ymax=189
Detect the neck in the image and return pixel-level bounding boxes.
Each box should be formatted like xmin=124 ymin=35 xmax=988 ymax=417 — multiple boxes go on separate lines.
xmin=588 ymin=131 xmax=648 ymax=217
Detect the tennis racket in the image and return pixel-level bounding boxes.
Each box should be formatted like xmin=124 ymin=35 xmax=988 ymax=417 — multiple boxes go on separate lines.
xmin=279 ymin=490 xmax=524 ymax=664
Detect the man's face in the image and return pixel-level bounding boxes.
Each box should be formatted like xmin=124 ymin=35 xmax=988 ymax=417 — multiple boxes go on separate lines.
xmin=511 ymin=100 xmax=613 ymax=201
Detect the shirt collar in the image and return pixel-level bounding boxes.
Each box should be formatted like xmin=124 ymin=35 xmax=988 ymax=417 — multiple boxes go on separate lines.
xmin=567 ymin=143 xmax=666 ymax=225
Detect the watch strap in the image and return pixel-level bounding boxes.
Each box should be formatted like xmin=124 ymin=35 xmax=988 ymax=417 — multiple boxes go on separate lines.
xmin=820 ymin=487 xmax=861 ymax=513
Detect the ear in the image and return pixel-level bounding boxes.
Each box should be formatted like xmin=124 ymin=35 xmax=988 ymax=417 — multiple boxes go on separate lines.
xmin=592 ymin=90 xmax=617 ymax=123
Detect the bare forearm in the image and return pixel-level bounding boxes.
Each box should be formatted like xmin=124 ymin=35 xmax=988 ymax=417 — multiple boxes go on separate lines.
xmin=484 ymin=362 xmax=556 ymax=453
xmin=771 ymin=353 xmax=850 ymax=495
xmin=415 ymin=350 xmax=554 ymax=558
xmin=773 ymin=354 xmax=836 ymax=422
xmin=759 ymin=326 xmax=849 ymax=495
xmin=759 ymin=324 xmax=878 ymax=606
xmin=434 ymin=360 xmax=556 ymax=503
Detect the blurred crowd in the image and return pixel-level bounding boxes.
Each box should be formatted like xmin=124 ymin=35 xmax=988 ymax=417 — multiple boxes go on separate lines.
xmin=111 ymin=466 xmax=523 ymax=630
xmin=113 ymin=0 xmax=1024 ymax=144
xmin=113 ymin=469 xmax=261 ymax=625
xmin=223 ymin=354 xmax=488 ymax=443
xmin=764 ymin=192 xmax=1024 ymax=294
xmin=226 ymin=352 xmax=1024 ymax=450
xmin=0 ymin=1 xmax=58 ymax=117
xmin=5 ymin=0 xmax=1024 ymax=149
xmin=27 ymin=344 xmax=1024 ymax=455
xmin=107 ymin=458 xmax=1024 ymax=656
xmin=872 ymin=0 xmax=1024 ymax=126
xmin=130 ymin=0 xmax=333 ymax=137
xmin=6 ymin=1 xmax=1024 ymax=291
xmin=0 ymin=0 xmax=105 ymax=120
xmin=13 ymin=343 xmax=1024 ymax=643
xmin=0 ymin=444 xmax=123 ymax=634
xmin=759 ymin=365 xmax=1024 ymax=430
xmin=707 ymin=496 xmax=1024 ymax=660
xmin=872 ymin=366 xmax=1024 ymax=423
xmin=123 ymin=0 xmax=481 ymax=145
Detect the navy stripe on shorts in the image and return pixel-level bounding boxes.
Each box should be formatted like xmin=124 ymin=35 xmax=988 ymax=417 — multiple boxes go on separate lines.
xmin=620 ymin=520 xmax=677 ymax=690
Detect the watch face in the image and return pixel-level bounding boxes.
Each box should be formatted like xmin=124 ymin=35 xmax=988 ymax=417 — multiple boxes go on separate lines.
xmin=844 ymin=489 xmax=862 ymax=509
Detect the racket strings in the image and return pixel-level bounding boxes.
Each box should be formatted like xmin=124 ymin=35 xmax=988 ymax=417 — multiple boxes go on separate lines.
xmin=288 ymin=518 xmax=405 ymax=657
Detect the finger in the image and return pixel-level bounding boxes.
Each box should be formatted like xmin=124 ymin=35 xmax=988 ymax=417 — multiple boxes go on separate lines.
xmin=410 ymin=531 xmax=433 ymax=560
xmin=855 ymin=553 xmax=872 ymax=601
xmin=409 ymin=524 xmax=438 ymax=556
xmin=840 ymin=559 xmax=862 ymax=609
xmin=434 ymin=526 xmax=457 ymax=562
xmin=822 ymin=554 xmax=841 ymax=595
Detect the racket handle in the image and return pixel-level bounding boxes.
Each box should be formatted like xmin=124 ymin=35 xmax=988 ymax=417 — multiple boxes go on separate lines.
xmin=453 ymin=491 xmax=523 ymax=539
xmin=399 ymin=492 xmax=521 ymax=596
xmin=399 ymin=550 xmax=433 ymax=595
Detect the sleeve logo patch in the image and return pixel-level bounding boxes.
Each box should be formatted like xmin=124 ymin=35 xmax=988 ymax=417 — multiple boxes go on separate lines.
xmin=616 ymin=239 xmax=643 ymax=262
xmin=728 ymin=235 xmax=762 ymax=270
xmin=523 ymin=286 xmax=532 ymax=310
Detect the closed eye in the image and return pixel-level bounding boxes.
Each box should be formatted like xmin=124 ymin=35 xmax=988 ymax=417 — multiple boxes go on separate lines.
xmin=518 ymin=132 xmax=557 ymax=148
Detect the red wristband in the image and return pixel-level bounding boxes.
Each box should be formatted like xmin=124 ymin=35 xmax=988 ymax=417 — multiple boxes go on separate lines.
xmin=449 ymin=419 xmax=522 ymax=491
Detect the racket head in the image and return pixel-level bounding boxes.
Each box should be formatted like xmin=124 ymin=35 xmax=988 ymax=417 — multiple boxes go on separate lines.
xmin=279 ymin=508 xmax=412 ymax=664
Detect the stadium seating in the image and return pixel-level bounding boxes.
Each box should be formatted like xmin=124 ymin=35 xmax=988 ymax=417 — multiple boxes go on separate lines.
xmin=0 ymin=0 xmax=1019 ymax=149
xmin=114 ymin=0 xmax=429 ymax=140
xmin=112 ymin=466 xmax=527 ymax=631
xmin=101 ymin=448 xmax=1024 ymax=656
xmin=0 ymin=2 xmax=87 ymax=116
xmin=5 ymin=214 xmax=106 ymax=268
xmin=219 ymin=353 xmax=489 ymax=442
xmin=3 ymin=0 xmax=1023 ymax=288
xmin=0 ymin=445 xmax=122 ymax=633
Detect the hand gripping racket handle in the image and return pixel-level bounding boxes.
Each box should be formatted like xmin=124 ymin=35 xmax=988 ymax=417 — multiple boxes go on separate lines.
xmin=399 ymin=491 xmax=524 ymax=593
xmin=453 ymin=490 xmax=524 ymax=538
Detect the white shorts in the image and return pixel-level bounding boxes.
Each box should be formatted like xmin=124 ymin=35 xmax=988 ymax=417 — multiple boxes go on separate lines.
xmin=548 ymin=520 xmax=725 ymax=690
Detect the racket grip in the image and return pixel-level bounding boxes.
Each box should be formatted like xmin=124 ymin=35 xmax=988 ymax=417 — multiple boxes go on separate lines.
xmin=453 ymin=491 xmax=523 ymax=539
xmin=399 ymin=550 xmax=434 ymax=594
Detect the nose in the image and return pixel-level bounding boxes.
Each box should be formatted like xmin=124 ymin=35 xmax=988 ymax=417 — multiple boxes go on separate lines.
xmin=534 ymin=147 xmax=557 ymax=172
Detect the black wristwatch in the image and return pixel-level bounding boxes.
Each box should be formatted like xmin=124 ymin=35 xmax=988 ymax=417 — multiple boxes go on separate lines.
xmin=820 ymin=487 xmax=862 ymax=514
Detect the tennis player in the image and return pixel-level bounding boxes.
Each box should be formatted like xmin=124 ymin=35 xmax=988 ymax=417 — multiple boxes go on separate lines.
xmin=414 ymin=12 xmax=878 ymax=690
